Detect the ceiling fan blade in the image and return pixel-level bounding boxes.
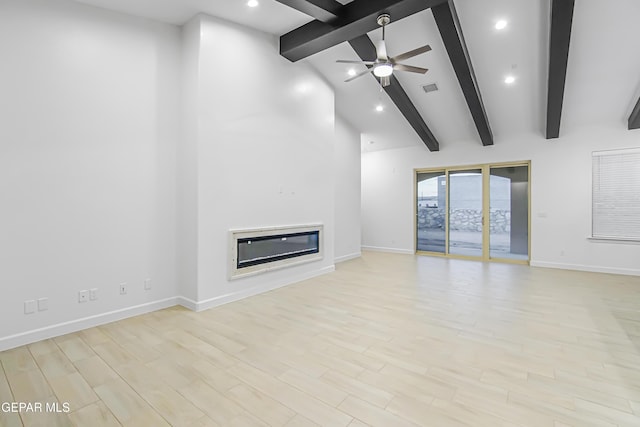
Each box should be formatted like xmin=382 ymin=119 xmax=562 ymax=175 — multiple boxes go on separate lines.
xmin=344 ymin=68 xmax=373 ymax=82
xmin=336 ymin=59 xmax=376 ymax=65
xmin=394 ymin=63 xmax=429 ymax=74
xmin=390 ymin=45 xmax=432 ymax=63
xmin=381 ymin=76 xmax=391 ymax=87
xmin=376 ymin=39 xmax=388 ymax=61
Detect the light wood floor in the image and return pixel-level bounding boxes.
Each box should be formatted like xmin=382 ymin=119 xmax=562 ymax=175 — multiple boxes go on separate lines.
xmin=2 ymin=252 xmax=640 ymax=427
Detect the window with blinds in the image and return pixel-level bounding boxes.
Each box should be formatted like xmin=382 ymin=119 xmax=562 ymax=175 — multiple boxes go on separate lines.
xmin=592 ymin=148 xmax=640 ymax=240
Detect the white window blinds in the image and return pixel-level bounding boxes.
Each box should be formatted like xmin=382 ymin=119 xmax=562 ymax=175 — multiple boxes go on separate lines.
xmin=592 ymin=148 xmax=640 ymax=240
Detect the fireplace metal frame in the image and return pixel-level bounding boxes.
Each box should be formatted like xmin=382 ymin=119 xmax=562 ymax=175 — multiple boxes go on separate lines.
xmin=229 ymin=224 xmax=323 ymax=279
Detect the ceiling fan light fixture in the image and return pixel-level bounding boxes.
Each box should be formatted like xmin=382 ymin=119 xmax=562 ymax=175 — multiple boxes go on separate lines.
xmin=373 ymin=63 xmax=393 ymax=78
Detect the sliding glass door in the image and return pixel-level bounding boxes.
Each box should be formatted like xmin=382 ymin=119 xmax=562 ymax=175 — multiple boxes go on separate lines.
xmin=416 ymin=171 xmax=446 ymax=253
xmin=448 ymin=169 xmax=483 ymax=257
xmin=415 ymin=162 xmax=530 ymax=263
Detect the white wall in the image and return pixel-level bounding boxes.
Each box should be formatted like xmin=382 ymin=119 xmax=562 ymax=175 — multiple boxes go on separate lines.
xmin=362 ymin=125 xmax=640 ymax=275
xmin=0 ymin=0 xmax=181 ymax=347
xmin=0 ymin=1 xmax=362 ymax=349
xmin=180 ymin=14 xmax=337 ymax=309
xmin=334 ymin=116 xmax=362 ymax=262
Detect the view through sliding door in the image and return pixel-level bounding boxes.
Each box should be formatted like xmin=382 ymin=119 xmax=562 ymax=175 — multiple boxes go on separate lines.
xmin=448 ymin=168 xmax=483 ymax=257
xmin=416 ymin=171 xmax=446 ymax=253
xmin=489 ymin=165 xmax=529 ymax=261
xmin=416 ymin=162 xmax=530 ymax=263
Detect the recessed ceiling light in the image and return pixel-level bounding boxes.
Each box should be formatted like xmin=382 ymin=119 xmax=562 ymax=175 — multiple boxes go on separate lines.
xmin=495 ymin=20 xmax=507 ymax=30
xmin=375 ymin=104 xmax=384 ymax=112
xmin=504 ymin=75 xmax=516 ymax=84
xmin=296 ymin=83 xmax=310 ymax=93
xmin=247 ymin=0 xmax=259 ymax=7
xmin=347 ymin=68 xmax=356 ymax=77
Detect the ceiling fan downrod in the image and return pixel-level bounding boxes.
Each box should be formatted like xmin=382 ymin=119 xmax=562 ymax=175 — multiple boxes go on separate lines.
xmin=377 ymin=13 xmax=390 ymax=40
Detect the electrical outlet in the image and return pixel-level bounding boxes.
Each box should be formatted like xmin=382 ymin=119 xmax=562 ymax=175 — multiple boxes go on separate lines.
xmin=120 ymin=283 xmax=127 ymax=295
xmin=90 ymin=288 xmax=98 ymax=301
xmin=144 ymin=278 xmax=151 ymax=290
xmin=24 ymin=300 xmax=36 ymax=314
xmin=38 ymin=298 xmax=48 ymax=311
xmin=78 ymin=290 xmax=88 ymax=303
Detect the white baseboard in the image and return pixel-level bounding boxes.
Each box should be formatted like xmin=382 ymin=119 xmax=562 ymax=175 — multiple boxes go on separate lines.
xmin=192 ymin=265 xmax=335 ymax=312
xmin=530 ymin=260 xmax=640 ymax=276
xmin=0 ymin=297 xmax=179 ymax=352
xmin=361 ymin=246 xmax=414 ymax=255
xmin=176 ymin=296 xmax=198 ymax=311
xmin=335 ymin=252 xmax=361 ymax=263
xmin=0 ymin=265 xmax=337 ymax=351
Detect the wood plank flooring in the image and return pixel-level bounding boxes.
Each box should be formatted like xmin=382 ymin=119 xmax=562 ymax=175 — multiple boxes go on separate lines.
xmin=1 ymin=251 xmax=640 ymax=426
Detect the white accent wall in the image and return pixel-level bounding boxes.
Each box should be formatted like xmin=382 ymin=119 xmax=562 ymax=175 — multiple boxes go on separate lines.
xmin=179 ymin=14 xmax=337 ymax=310
xmin=362 ymin=125 xmax=640 ymax=275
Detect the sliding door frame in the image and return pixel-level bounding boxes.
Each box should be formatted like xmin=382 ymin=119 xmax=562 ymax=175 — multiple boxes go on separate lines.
xmin=414 ymin=160 xmax=531 ymax=265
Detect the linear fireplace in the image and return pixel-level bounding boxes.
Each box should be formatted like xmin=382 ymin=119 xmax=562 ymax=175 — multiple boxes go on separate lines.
xmin=229 ymin=224 xmax=323 ymax=279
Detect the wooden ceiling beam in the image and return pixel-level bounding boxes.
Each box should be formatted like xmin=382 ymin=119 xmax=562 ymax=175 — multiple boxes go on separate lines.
xmin=273 ymin=0 xmax=341 ymax=23
xmin=349 ymin=35 xmax=440 ymax=151
xmin=431 ymin=0 xmax=493 ymax=146
xmin=628 ymin=97 xmax=640 ymax=130
xmin=280 ymin=0 xmax=446 ymax=62
xmin=546 ymin=0 xmax=575 ymax=139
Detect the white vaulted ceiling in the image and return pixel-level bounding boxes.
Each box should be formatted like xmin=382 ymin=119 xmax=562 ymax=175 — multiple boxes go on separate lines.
xmin=73 ymin=0 xmax=311 ymax=33
xmin=72 ymin=0 xmax=640 ymax=152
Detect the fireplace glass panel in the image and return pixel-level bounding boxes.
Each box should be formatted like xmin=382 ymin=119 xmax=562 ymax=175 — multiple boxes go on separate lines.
xmin=237 ymin=231 xmax=320 ymax=269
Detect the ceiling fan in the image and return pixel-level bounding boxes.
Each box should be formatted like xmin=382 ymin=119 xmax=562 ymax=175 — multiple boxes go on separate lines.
xmin=337 ymin=14 xmax=431 ymax=87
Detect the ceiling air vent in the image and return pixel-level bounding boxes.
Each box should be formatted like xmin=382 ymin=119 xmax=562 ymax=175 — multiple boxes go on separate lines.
xmin=422 ymin=83 xmax=438 ymax=93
